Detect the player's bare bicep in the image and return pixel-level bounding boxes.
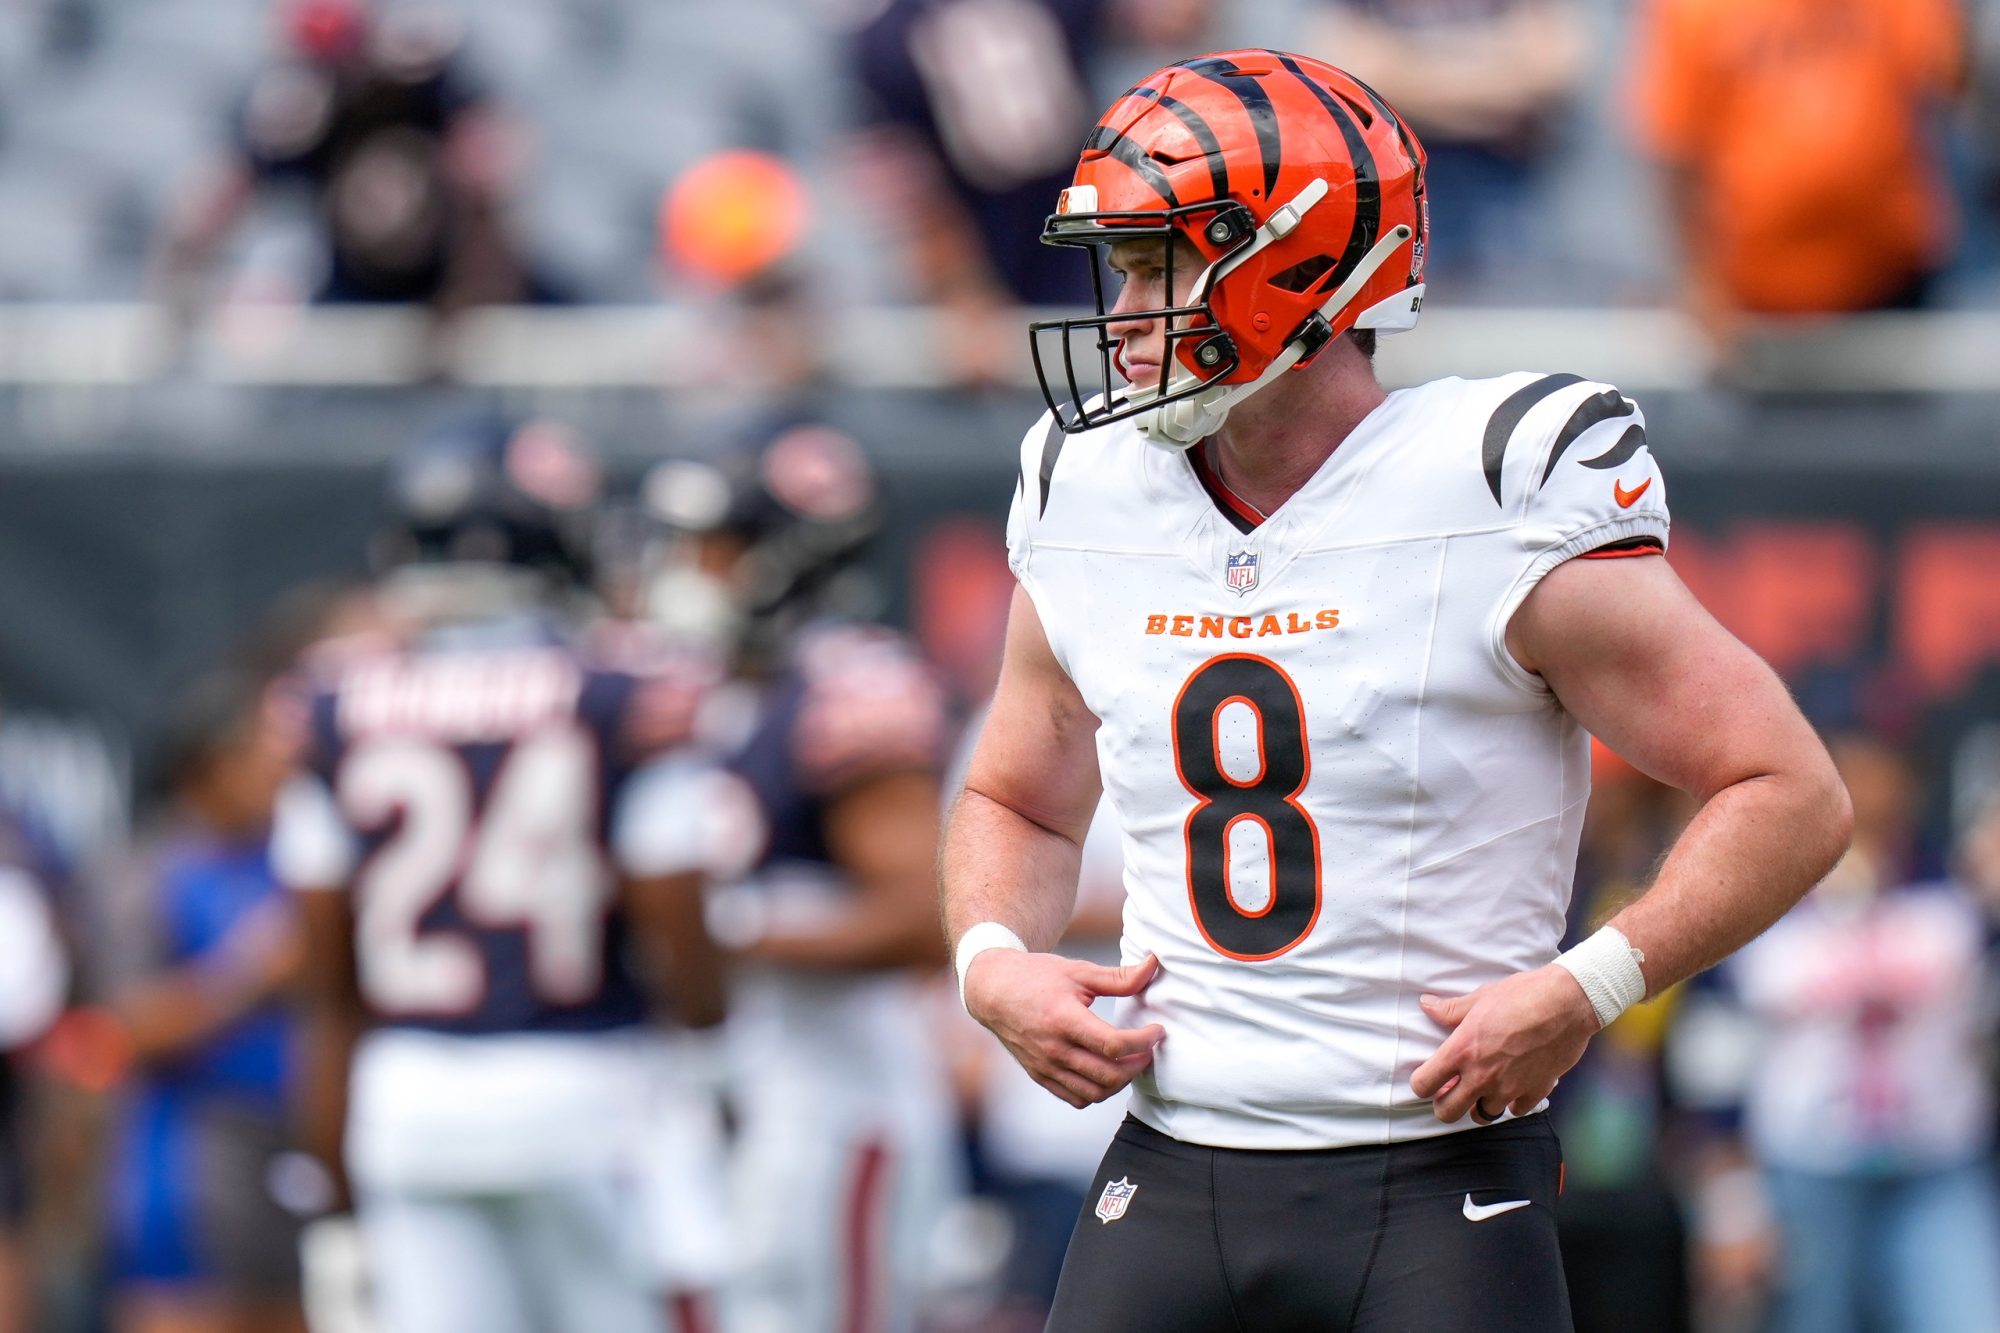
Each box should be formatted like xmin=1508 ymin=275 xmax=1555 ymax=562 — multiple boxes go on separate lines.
xmin=963 ymin=585 xmax=1102 ymax=842
xmin=1510 ymin=555 xmax=1821 ymax=801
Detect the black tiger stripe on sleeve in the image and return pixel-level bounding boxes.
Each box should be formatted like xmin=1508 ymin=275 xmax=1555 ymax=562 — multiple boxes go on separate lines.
xmin=1538 ymin=390 xmax=1636 ymax=489
xmin=1579 ymin=424 xmax=1648 ymax=472
xmin=1482 ymin=373 xmax=1584 ymax=505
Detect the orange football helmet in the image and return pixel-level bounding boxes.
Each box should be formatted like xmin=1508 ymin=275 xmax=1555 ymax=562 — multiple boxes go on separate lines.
xmin=1030 ymin=50 xmax=1428 ymax=446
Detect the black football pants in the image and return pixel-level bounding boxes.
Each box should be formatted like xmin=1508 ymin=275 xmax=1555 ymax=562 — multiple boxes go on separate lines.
xmin=1047 ymin=1113 xmax=1571 ymax=1332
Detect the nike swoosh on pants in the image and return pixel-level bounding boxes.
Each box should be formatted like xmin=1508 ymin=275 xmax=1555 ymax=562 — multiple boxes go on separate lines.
xmin=1462 ymin=1194 xmax=1532 ymax=1222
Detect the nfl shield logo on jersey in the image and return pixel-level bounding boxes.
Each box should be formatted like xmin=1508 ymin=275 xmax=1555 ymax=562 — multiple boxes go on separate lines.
xmin=1095 ymin=1177 xmax=1138 ymax=1224
xmin=1225 ymin=550 xmax=1259 ymax=594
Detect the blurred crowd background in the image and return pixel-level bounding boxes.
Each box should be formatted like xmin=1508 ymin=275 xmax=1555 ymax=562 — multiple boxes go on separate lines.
xmin=0 ymin=0 xmax=1997 ymax=1330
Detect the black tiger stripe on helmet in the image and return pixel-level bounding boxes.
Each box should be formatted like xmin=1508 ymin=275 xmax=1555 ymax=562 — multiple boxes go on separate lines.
xmin=1274 ymin=54 xmax=1382 ymax=293
xmin=1173 ymin=55 xmax=1283 ymax=198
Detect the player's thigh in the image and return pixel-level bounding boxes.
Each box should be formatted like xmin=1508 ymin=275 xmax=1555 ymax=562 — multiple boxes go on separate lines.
xmin=510 ymin=1176 xmax=662 ymax=1333
xmin=881 ymin=1097 xmax=962 ymax=1301
xmin=1046 ymin=1118 xmax=1237 ymax=1333
xmin=637 ymin=1072 xmax=734 ymax=1297
xmin=727 ymin=1105 xmax=868 ymax=1332
xmin=360 ymin=1191 xmax=529 ymax=1333
xmin=1350 ymin=1117 xmax=1571 ymax=1332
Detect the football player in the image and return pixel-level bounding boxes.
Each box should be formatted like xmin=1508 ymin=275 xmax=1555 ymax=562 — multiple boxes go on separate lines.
xmin=272 ymin=416 xmax=728 ymax=1333
xmin=635 ymin=424 xmax=958 ymax=1333
xmin=941 ymin=50 xmax=1852 ymax=1329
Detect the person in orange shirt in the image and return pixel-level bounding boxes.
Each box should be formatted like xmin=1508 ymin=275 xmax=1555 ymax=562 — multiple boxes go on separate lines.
xmin=1630 ymin=0 xmax=1965 ymax=338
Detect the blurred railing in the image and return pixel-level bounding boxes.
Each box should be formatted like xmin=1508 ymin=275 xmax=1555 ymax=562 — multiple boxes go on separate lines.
xmin=2 ymin=303 xmax=1999 ymax=393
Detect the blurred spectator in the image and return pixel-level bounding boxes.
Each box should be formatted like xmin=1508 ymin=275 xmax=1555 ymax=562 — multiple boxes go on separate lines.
xmin=1630 ymin=0 xmax=1966 ymax=341
xmin=1962 ymin=786 xmax=2000 ymax=910
xmin=150 ymin=0 xmax=550 ymax=323
xmin=654 ymin=151 xmax=852 ymax=440
xmin=1713 ymin=732 xmax=2000 ymax=1333
xmin=89 ymin=674 xmax=306 ymax=1333
xmin=843 ymin=0 xmax=1210 ymax=382
xmin=1301 ymin=0 xmax=1586 ymax=293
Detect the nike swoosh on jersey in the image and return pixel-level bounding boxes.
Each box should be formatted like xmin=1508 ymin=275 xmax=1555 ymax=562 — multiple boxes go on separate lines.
xmin=1614 ymin=477 xmax=1651 ymax=508
xmin=1462 ymin=1194 xmax=1533 ymax=1222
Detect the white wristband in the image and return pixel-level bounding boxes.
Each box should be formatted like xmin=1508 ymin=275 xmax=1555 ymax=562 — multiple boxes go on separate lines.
xmin=1553 ymin=925 xmax=1648 ymax=1029
xmin=955 ymin=922 xmax=1027 ymax=1012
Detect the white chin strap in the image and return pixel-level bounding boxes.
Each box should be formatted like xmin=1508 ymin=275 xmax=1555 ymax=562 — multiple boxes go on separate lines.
xmin=1132 ymin=205 xmax=1420 ymax=451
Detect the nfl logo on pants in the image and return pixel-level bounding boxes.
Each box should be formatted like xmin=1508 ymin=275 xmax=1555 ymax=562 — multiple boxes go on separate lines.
xmin=1225 ymin=550 xmax=1259 ymax=593
xmin=1095 ymin=1177 xmax=1137 ymax=1224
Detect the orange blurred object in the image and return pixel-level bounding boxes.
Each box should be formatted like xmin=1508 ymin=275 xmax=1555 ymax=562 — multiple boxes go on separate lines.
xmin=35 ymin=1006 xmax=134 ymax=1094
xmin=1590 ymin=736 xmax=1641 ymax=786
xmin=1629 ymin=0 xmax=1962 ymax=314
xmin=659 ymin=150 xmax=810 ymax=287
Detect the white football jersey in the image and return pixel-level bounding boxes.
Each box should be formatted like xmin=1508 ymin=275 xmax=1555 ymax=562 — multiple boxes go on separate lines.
xmin=1005 ymin=372 xmax=1669 ymax=1150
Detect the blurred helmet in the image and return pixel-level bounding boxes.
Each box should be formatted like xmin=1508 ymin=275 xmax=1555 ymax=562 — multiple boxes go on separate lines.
xmin=376 ymin=414 xmax=603 ymax=590
xmin=1030 ymin=50 xmax=1428 ymax=447
xmin=639 ymin=423 xmax=881 ymax=662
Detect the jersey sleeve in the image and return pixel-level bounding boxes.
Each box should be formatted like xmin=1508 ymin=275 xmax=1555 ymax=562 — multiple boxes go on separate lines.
xmin=1488 ymin=377 xmax=1670 ymax=688
xmin=610 ymin=759 xmax=765 ymax=881
xmin=1004 ymin=411 xmax=1076 ymax=677
xmin=271 ymin=679 xmax=359 ymax=891
xmin=271 ymin=772 xmax=358 ymax=892
xmin=580 ymin=641 xmax=717 ymax=783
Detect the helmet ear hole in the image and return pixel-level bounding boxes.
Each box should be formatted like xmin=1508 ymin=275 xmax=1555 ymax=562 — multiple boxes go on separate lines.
xmin=1270 ymin=255 xmax=1337 ymax=294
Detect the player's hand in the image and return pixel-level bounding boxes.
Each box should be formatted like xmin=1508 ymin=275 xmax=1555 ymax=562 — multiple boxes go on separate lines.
xmin=963 ymin=950 xmax=1165 ymax=1109
xmin=1409 ymin=963 xmax=1598 ymax=1124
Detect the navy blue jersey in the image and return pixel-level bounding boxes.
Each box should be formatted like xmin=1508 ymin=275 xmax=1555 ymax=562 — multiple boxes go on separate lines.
xmin=850 ymin=0 xmax=1106 ymax=306
xmin=729 ymin=623 xmax=949 ymax=881
xmin=299 ymin=625 xmax=705 ymax=1036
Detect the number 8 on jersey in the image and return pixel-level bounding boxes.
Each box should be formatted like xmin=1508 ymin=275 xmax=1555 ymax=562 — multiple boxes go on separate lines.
xmin=1172 ymin=654 xmax=1322 ymax=961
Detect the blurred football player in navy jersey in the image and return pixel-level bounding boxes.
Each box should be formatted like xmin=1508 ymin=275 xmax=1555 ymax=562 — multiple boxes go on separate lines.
xmin=271 ymin=416 xmax=728 ymax=1333
xmin=633 ymin=425 xmax=958 ymax=1333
